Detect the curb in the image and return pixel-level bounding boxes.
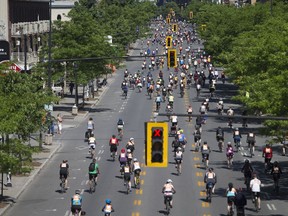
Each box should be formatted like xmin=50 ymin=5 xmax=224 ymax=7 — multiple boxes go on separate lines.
xmin=0 ymin=143 xmax=62 ymax=216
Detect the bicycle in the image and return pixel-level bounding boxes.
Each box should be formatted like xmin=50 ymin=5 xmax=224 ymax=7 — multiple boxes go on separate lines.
xmin=252 ymin=192 xmax=260 ymax=212
xmin=206 ymin=182 xmax=213 ymax=203
xmin=111 ymin=150 xmax=116 ymax=161
xmin=203 ymin=154 xmax=208 ymax=169
xmin=134 ymin=171 xmax=141 ymax=189
xmin=125 ymin=179 xmax=131 ymax=194
xmin=117 ymin=128 xmax=123 ymax=140
xmin=244 ymin=176 xmax=251 ymax=191
xmin=227 ymin=154 xmax=233 ymax=169
xmin=60 ymin=175 xmax=66 ymax=193
xmin=273 ymin=178 xmax=280 ymax=193
xmin=89 ymin=175 xmax=97 ymax=193
xmin=218 ymin=140 xmax=224 ymax=152
xmin=195 ymin=138 xmax=201 ymax=152
xmin=248 ymin=141 xmax=255 ymax=157
xmin=164 ymin=195 xmax=172 ymax=215
xmin=227 ymin=200 xmax=235 ymax=216
xmin=235 ymin=139 xmax=241 ymax=152
xmin=175 ymin=159 xmax=182 ymax=175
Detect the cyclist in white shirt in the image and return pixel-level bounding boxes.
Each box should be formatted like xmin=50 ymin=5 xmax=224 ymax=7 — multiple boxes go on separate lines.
xmin=250 ymin=173 xmax=261 ymax=210
xmin=170 ymin=114 xmax=178 ymax=127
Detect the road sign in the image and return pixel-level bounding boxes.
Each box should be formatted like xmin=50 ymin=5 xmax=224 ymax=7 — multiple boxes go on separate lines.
xmin=0 ymin=61 xmax=22 ymax=72
xmin=0 ymin=40 xmax=10 ymax=62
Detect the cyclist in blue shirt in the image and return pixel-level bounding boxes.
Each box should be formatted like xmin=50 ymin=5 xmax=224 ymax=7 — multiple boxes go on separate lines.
xmin=71 ymin=190 xmax=82 ymax=215
xmin=178 ymin=130 xmax=187 ymax=151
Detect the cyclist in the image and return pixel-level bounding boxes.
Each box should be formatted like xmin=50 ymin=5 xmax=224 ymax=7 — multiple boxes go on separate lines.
xmin=217 ymin=98 xmax=224 ymax=115
xmin=87 ymin=117 xmax=94 ymax=138
xmin=102 ymin=199 xmax=115 ymax=214
xmin=195 ymin=116 xmax=202 ymax=133
xmin=174 ymin=147 xmax=183 ymax=174
xmin=170 ymin=113 xmax=178 ymax=127
xmin=155 ymin=94 xmax=163 ymax=110
xmin=126 ymin=149 xmax=133 ymax=172
xmin=226 ymin=183 xmax=237 ymax=215
xmin=119 ymin=148 xmax=128 ymax=174
xmin=132 ymin=158 xmax=141 ymax=187
xmin=126 ymin=137 xmax=135 ymax=153
xmin=59 ymin=160 xmax=69 ymax=190
xmin=162 ymin=86 xmax=167 ymax=101
xmin=204 ymin=168 xmax=217 ymax=195
xmin=233 ymin=128 xmax=242 ymax=147
xmin=234 ymin=188 xmax=247 ymax=216
xmin=162 ymin=179 xmax=176 ymax=208
xmin=246 ymin=132 xmax=256 ymax=156
xmin=226 ymin=142 xmax=234 ymax=168
xmin=88 ymin=134 xmax=96 ymax=156
xmin=88 ymin=158 xmax=100 ymax=186
xmin=193 ymin=128 xmax=202 ymax=150
xmin=172 ymin=136 xmax=181 ymax=156
xmin=270 ymin=161 xmax=282 ymax=191
xmin=178 ymin=130 xmax=187 ymax=151
xmin=199 ymin=102 xmax=207 ymax=115
xmin=241 ymin=159 xmax=253 ymax=185
xmin=250 ymin=173 xmax=261 ymax=211
xmin=123 ymin=162 xmax=132 ymax=192
xmin=168 ymin=94 xmax=174 ymax=108
xmin=71 ymin=190 xmax=82 ymax=215
xmin=216 ymin=126 xmax=224 ymax=142
xmin=117 ymin=118 xmax=124 ymax=137
xmin=227 ymin=107 xmax=234 ymax=127
xmin=201 ymin=141 xmax=211 ymax=167
xmin=187 ymin=105 xmax=193 ymax=122
xmin=262 ymin=143 xmax=273 ymax=172
xmin=109 ymin=135 xmax=119 ymax=157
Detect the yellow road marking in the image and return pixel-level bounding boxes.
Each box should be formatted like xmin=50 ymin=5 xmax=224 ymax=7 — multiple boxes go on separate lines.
xmin=203 ymin=214 xmax=211 ymax=216
xmin=142 ymin=171 xmax=146 ymax=176
xmin=133 ymin=200 xmax=142 ymax=205
xmin=132 ymin=212 xmax=140 ymax=216
xmin=193 ymin=157 xmax=200 ymax=161
xmin=200 ymin=191 xmax=206 ymax=197
xmin=198 ymin=181 xmax=205 ymax=187
xmin=202 ymin=202 xmax=210 ymax=207
xmin=141 ymin=179 xmax=144 ymax=185
xmin=194 ymin=164 xmax=200 ymax=168
xmin=192 ymin=143 xmax=195 ymax=147
xmin=196 ymin=172 xmax=203 ymax=177
xmin=136 ymin=189 xmax=143 ymax=195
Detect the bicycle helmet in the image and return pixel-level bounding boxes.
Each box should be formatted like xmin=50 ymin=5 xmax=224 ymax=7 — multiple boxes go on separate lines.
xmin=93 ymin=158 xmax=97 ymax=163
xmin=112 ymin=135 xmax=116 ymax=138
xmin=244 ymin=159 xmax=250 ymax=164
xmin=227 ymin=142 xmax=232 ymax=146
xmin=228 ymin=182 xmax=233 ymax=188
xmin=121 ymin=148 xmax=125 ymax=153
xmin=130 ymin=137 xmax=134 ymax=141
xmin=127 ymin=149 xmax=131 ymax=153
xmin=177 ymin=147 xmax=182 ymax=151
xmin=105 ymin=199 xmax=111 ymax=204
xmin=133 ymin=158 xmax=138 ymax=162
xmin=167 ymin=179 xmax=173 ymax=183
xmin=208 ymin=167 xmax=213 ymax=172
xmin=75 ymin=190 xmax=81 ymax=194
xmin=204 ymin=141 xmax=207 ymax=144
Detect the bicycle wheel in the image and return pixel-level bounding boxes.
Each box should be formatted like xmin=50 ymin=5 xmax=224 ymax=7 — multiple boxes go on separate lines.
xmin=165 ymin=199 xmax=170 ymax=215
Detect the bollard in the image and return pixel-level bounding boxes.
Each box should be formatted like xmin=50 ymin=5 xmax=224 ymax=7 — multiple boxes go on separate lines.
xmin=72 ymin=104 xmax=78 ymax=115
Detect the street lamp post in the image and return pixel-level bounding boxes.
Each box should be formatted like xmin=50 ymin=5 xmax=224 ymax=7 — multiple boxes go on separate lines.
xmin=16 ymin=39 xmax=20 ymax=61
xmin=48 ymin=0 xmax=52 ymax=90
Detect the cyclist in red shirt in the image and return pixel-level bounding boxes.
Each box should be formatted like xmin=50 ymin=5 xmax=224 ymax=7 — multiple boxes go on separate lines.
xmin=109 ymin=135 xmax=119 ymax=157
xmin=262 ymin=144 xmax=273 ymax=172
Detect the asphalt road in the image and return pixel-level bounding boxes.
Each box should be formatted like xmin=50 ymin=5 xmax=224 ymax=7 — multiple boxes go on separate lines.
xmin=4 ymin=23 xmax=288 ymax=216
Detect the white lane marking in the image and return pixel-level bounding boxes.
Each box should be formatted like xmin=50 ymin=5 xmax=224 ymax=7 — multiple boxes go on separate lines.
xmin=80 ymin=189 xmax=84 ymax=194
xmin=83 ymin=160 xmax=86 ymax=162
xmin=72 ymin=168 xmax=81 ymax=171
xmin=267 ymin=204 xmax=272 ymax=210
xmin=56 ymin=197 xmax=64 ymax=200
xmin=64 ymin=210 xmax=69 ymax=216
xmin=271 ymin=204 xmax=276 ymax=210
xmin=45 ymin=209 xmax=57 ymax=211
xmin=76 ymin=146 xmax=88 ymax=150
xmin=98 ymin=157 xmax=101 ymax=161
xmin=86 ymin=180 xmax=89 ymax=185
xmin=72 ymin=177 xmax=76 ymax=179
xmin=99 ymin=150 xmax=104 ymax=154
xmin=98 ymin=150 xmax=102 ymax=154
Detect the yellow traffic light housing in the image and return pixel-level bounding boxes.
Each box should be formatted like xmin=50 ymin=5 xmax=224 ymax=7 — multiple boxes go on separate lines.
xmin=166 ymin=18 xmax=170 ymax=24
xmin=166 ymin=36 xmax=172 ymax=48
xmin=172 ymin=24 xmax=178 ymax=32
xmin=189 ymin=11 xmax=193 ymax=19
xmin=145 ymin=122 xmax=168 ymax=167
xmin=167 ymin=49 xmax=177 ymax=68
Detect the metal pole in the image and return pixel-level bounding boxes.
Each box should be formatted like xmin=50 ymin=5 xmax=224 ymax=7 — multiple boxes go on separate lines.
xmin=24 ymin=35 xmax=27 ymax=72
xmin=47 ymin=0 xmax=52 ymax=89
xmin=74 ymin=63 xmax=79 ymax=107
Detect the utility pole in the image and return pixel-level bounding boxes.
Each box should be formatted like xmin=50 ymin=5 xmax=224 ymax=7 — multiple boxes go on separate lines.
xmin=47 ymin=0 xmax=52 ymax=90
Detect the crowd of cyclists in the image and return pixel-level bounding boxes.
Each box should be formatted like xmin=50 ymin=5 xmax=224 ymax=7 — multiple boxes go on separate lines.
xmin=58 ymin=18 xmax=285 ymax=216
